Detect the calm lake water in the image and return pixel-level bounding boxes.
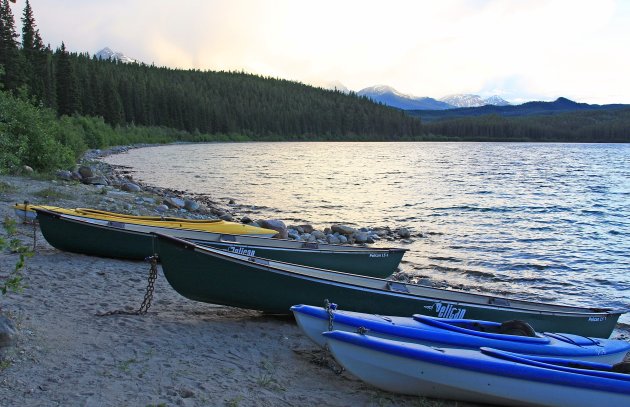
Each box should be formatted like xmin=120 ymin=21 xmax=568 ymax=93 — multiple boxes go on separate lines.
xmin=105 ymin=142 xmax=630 ymax=325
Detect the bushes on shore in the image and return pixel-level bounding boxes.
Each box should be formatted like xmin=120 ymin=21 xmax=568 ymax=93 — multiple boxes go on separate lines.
xmin=0 ymin=90 xmax=74 ymax=173
xmin=0 ymin=88 xmax=258 ymax=174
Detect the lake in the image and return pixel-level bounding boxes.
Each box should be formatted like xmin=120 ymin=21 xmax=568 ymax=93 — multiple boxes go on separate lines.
xmin=104 ymin=142 xmax=630 ymax=324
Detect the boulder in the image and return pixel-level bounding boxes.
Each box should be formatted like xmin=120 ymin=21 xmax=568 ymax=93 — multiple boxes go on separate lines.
xmin=84 ymin=176 xmax=109 ymax=186
xmin=287 ymin=229 xmax=300 ymax=240
xmin=121 ymin=182 xmax=141 ymax=192
xmin=241 ymin=216 xmax=252 ymax=224
xmin=354 ymin=231 xmax=369 ymax=243
xmin=257 ymin=219 xmax=288 ymax=239
xmin=164 ymin=196 xmax=185 ymax=209
xmin=0 ymin=316 xmax=17 ymax=348
xmin=155 ymin=204 xmax=169 ymax=213
xmin=397 ymin=227 xmax=411 ymax=238
xmin=78 ymin=165 xmax=95 ymax=179
xmin=297 ymin=224 xmax=314 ymax=234
xmin=311 ymin=230 xmax=326 ymax=240
xmin=326 ymin=234 xmax=341 ymax=244
xmin=331 ymin=224 xmax=357 ymax=236
xmin=22 ymin=165 xmax=33 ymax=173
xmin=219 ymin=213 xmax=234 ymax=221
xmin=338 ymin=235 xmax=348 ymax=244
xmin=56 ymin=170 xmax=73 ymax=181
xmin=184 ymin=199 xmax=200 ymax=212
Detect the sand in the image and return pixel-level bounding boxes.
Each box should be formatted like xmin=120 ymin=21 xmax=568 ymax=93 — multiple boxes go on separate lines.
xmin=0 ymin=175 xmax=468 ymax=407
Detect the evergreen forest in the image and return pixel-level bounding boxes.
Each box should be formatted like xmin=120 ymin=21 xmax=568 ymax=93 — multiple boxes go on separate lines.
xmin=0 ymin=0 xmax=628 ymax=174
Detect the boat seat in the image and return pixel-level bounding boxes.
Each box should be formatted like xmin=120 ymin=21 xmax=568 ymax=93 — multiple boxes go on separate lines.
xmin=107 ymin=221 xmax=126 ymax=229
xmin=386 ymin=281 xmax=410 ymax=293
xmin=488 ymin=297 xmax=511 ymax=306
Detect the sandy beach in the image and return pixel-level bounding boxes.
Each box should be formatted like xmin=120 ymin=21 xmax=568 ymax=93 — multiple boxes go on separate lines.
xmin=0 ymin=174 xmax=473 ymax=407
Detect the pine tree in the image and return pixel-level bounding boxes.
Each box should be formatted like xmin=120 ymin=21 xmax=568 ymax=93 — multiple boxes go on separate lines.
xmin=21 ymin=0 xmax=46 ymax=100
xmin=0 ymin=0 xmax=24 ymax=91
xmin=55 ymin=42 xmax=80 ymax=116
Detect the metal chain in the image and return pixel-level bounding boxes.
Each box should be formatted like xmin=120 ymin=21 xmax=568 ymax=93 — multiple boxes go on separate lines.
xmin=32 ymin=218 xmax=37 ymax=251
xmin=324 ymin=299 xmax=337 ymax=331
xmin=322 ymin=344 xmax=345 ymax=375
xmin=320 ymin=299 xmax=344 ymax=374
xmin=96 ymin=255 xmax=159 ymax=317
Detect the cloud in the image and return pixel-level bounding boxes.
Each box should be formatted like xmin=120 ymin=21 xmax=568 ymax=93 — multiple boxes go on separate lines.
xmin=11 ymin=0 xmax=630 ymax=103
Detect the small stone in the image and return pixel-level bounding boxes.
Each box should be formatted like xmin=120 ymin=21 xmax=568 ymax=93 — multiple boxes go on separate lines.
xmin=155 ymin=204 xmax=169 ymax=213
xmin=241 ymin=216 xmax=252 ymax=224
xmin=121 ymin=182 xmax=141 ymax=192
xmin=338 ymin=235 xmax=348 ymax=244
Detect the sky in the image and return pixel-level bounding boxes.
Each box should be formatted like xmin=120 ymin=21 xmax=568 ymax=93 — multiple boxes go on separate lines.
xmin=9 ymin=0 xmax=630 ymax=104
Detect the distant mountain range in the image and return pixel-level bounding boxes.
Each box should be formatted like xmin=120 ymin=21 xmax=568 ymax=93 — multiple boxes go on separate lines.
xmin=95 ymin=47 xmax=137 ymax=64
xmin=407 ymin=97 xmax=630 ymax=122
xmin=355 ymin=85 xmax=510 ymax=110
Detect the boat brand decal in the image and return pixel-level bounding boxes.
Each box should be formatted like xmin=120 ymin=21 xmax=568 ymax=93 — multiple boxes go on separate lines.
xmin=228 ymin=246 xmax=256 ymax=257
xmin=588 ymin=316 xmax=606 ymax=322
xmin=423 ymin=302 xmax=467 ymax=319
xmin=369 ymin=253 xmax=389 ymax=258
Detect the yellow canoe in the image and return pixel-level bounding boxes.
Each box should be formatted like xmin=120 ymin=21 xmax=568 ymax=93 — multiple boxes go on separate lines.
xmin=13 ymin=203 xmax=278 ymax=237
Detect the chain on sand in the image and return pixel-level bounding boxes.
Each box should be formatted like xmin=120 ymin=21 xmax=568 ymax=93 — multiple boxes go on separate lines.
xmin=96 ymin=255 xmax=159 ymax=317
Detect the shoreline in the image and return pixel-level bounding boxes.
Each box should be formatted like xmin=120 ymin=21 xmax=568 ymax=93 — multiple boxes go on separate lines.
xmin=0 ymin=146 xmax=627 ymax=406
xmin=0 ymin=172 xmax=461 ymax=406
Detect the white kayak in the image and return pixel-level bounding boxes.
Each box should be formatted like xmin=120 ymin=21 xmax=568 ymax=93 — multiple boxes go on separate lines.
xmin=323 ymin=330 xmax=630 ymax=407
xmin=291 ymin=304 xmax=630 ymax=363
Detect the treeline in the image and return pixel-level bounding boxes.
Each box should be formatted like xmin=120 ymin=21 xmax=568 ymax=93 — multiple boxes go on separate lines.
xmin=0 ymin=88 xmax=227 ymax=173
xmin=421 ymin=109 xmax=630 ymax=142
xmin=0 ymin=1 xmax=422 ymax=144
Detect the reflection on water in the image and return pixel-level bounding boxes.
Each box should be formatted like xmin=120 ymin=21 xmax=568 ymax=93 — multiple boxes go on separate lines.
xmin=105 ymin=142 xmax=630 ymax=323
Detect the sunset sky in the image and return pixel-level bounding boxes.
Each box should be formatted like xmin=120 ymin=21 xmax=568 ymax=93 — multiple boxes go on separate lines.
xmin=10 ymin=0 xmax=630 ymax=104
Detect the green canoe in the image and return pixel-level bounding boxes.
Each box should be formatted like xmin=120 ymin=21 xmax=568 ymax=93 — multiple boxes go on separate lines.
xmin=34 ymin=208 xmax=406 ymax=278
xmin=155 ymin=233 xmax=626 ymax=338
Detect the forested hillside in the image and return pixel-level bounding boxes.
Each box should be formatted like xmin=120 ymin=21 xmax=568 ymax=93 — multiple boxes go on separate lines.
xmin=422 ymin=109 xmax=630 ymax=142
xmin=0 ymin=1 xmax=422 ymax=141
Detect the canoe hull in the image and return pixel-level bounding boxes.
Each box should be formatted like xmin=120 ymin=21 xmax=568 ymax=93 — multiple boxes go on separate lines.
xmin=155 ymin=234 xmax=623 ymax=338
xmin=35 ymin=209 xmax=404 ymax=277
xmin=195 ymin=240 xmax=404 ymax=277
xmin=323 ymin=332 xmax=630 ymax=407
xmin=291 ymin=305 xmax=630 ymax=363
xmin=17 ymin=204 xmax=277 ymax=236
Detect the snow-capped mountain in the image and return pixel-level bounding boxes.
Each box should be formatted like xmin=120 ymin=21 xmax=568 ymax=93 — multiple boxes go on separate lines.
xmin=440 ymin=94 xmax=510 ymax=108
xmin=95 ymin=47 xmax=137 ymax=64
xmin=358 ymin=85 xmax=454 ymax=110
xmin=483 ymin=95 xmax=511 ymax=106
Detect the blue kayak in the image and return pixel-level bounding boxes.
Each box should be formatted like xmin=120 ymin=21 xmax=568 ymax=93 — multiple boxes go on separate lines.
xmin=322 ymin=330 xmax=630 ymax=406
xmin=291 ymin=304 xmax=630 ymax=363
